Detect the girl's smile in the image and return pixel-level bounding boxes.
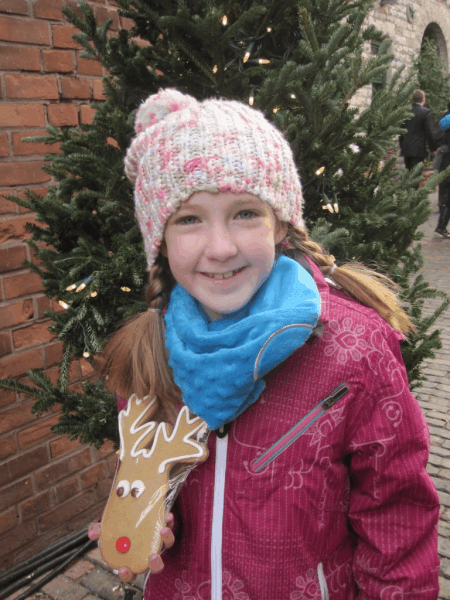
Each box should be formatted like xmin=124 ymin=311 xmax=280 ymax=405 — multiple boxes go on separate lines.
xmin=160 ymin=191 xmax=287 ymax=321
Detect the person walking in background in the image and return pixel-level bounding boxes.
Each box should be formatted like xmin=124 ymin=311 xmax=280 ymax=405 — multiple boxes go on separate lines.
xmin=433 ymin=104 xmax=450 ymax=238
xmin=399 ymin=89 xmax=436 ymax=186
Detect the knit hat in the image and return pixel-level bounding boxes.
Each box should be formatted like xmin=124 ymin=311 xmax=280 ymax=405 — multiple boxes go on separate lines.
xmin=124 ymin=88 xmax=305 ymax=270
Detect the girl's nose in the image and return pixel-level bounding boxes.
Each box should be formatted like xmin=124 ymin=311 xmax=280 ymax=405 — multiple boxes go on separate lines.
xmin=204 ymin=224 xmax=238 ymax=258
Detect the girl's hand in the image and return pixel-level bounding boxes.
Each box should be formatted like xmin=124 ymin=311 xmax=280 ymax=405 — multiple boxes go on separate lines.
xmin=87 ymin=512 xmax=175 ymax=582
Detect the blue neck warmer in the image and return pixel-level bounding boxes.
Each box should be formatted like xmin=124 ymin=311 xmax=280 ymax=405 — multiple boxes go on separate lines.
xmin=163 ymin=256 xmax=321 ymax=431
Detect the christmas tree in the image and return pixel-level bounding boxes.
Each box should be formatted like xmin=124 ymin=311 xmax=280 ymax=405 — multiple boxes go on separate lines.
xmin=1 ymin=0 xmax=449 ymax=448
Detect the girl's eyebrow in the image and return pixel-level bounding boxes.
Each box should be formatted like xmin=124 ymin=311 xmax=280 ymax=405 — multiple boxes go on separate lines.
xmin=178 ymin=198 xmax=262 ymax=211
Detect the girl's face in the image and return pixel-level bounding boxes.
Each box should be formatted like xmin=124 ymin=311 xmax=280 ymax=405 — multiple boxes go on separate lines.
xmin=160 ymin=191 xmax=287 ymax=321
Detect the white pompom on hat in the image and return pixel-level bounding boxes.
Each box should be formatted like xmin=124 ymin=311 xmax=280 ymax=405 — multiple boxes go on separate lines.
xmin=124 ymin=88 xmax=305 ymax=271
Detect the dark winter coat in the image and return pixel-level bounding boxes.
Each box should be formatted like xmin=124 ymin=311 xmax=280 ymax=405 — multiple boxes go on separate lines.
xmin=116 ymin=257 xmax=440 ymax=600
xmin=399 ymin=103 xmax=436 ymax=157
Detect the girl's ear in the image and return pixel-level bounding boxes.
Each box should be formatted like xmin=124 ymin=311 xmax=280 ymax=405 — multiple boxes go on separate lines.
xmin=274 ymin=221 xmax=288 ymax=245
xmin=159 ymin=239 xmax=168 ymax=258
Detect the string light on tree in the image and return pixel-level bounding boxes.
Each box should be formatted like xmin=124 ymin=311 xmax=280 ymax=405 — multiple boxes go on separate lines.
xmin=58 ymin=300 xmax=69 ymax=309
xmin=267 ymin=27 xmax=272 ymax=32
xmin=65 ymin=284 xmax=76 ymax=291
xmin=121 ymin=287 xmax=131 ymax=292
xmin=222 ymin=15 xmax=228 ymax=26
xmin=258 ymin=59 xmax=270 ymax=64
xmin=213 ymin=65 xmax=218 ymax=73
xmin=249 ymin=94 xmax=254 ymax=106
xmin=315 ymin=166 xmax=325 ymax=175
xmin=83 ymin=351 xmax=90 ymax=358
xmin=243 ymin=43 xmax=254 ymax=63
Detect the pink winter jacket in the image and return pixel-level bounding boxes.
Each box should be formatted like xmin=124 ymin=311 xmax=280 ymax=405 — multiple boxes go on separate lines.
xmin=117 ymin=257 xmax=440 ymax=600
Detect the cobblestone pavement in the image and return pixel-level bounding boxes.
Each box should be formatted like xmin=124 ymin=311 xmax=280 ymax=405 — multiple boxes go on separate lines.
xmin=6 ymin=192 xmax=450 ymax=600
xmin=413 ymin=191 xmax=450 ymax=600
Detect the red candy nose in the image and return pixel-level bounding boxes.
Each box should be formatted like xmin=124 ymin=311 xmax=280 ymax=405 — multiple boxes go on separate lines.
xmin=116 ymin=536 xmax=131 ymax=553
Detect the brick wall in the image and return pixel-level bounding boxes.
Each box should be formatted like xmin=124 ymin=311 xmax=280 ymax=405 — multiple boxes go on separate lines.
xmin=0 ymin=0 xmax=128 ymax=571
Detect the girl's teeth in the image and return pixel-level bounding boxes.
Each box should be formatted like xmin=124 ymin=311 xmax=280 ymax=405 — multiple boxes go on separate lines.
xmin=207 ymin=268 xmax=242 ymax=280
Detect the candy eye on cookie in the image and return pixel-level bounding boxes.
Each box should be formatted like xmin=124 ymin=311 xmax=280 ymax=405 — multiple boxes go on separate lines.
xmin=131 ymin=480 xmax=145 ymax=498
xmin=116 ymin=480 xmax=130 ymax=498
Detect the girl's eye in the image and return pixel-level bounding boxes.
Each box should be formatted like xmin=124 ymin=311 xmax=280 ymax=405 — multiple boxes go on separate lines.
xmin=177 ymin=215 xmax=199 ymax=225
xmin=237 ymin=210 xmax=256 ymax=220
xmin=116 ymin=480 xmax=130 ymax=498
xmin=131 ymin=480 xmax=146 ymax=498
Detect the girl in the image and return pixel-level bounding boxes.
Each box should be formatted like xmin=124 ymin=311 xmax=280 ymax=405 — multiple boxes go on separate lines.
xmin=89 ymin=89 xmax=440 ymax=599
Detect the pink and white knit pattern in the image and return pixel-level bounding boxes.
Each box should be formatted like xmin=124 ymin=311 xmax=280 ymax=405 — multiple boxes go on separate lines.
xmin=124 ymin=89 xmax=305 ymax=270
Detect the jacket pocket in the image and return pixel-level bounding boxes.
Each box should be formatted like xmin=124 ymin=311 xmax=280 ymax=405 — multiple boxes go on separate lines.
xmin=250 ymin=383 xmax=349 ymax=474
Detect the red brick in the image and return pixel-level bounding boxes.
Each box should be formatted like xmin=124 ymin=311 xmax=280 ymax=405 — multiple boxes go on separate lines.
xmin=0 ymin=132 xmax=9 ymax=156
xmin=50 ymin=434 xmax=81 ymax=458
xmin=76 ymin=53 xmax=103 ymax=76
xmin=20 ymin=489 xmax=52 ymax=521
xmin=107 ymin=137 xmax=119 ymax=148
xmin=92 ymin=79 xmax=106 ymax=101
xmin=80 ymin=462 xmax=106 ymax=489
xmin=0 ymin=244 xmax=27 ymax=272
xmin=0 ymin=477 xmax=33 ymax=512
xmin=36 ymin=294 xmax=51 ymax=318
xmin=12 ymin=130 xmax=61 ymax=156
xmin=47 ymin=102 xmax=78 ymax=126
xmin=66 ymin=0 xmax=85 ymax=19
xmin=0 ymin=519 xmax=37 ymax=559
xmin=0 ymin=347 xmax=43 ymax=378
xmin=34 ymin=0 xmax=64 ymax=20
xmin=120 ymin=16 xmax=134 ymax=32
xmin=0 ymin=45 xmax=40 ymax=71
xmin=0 ymin=214 xmax=38 ymax=243
xmin=13 ymin=320 xmax=56 ymax=350
xmin=0 ymin=160 xmax=50 ymax=186
xmin=79 ymin=357 xmax=94 ymax=377
xmin=52 ymin=24 xmax=83 ymax=49
xmin=0 ymin=386 xmax=15 ymax=408
xmin=17 ymin=413 xmax=60 ymax=450
xmin=0 ymin=16 xmax=50 ymax=45
xmin=0 ymin=332 xmax=12 ymax=358
xmin=94 ymin=6 xmax=119 ymax=31
xmin=0 ymin=0 xmax=29 ymax=15
xmin=5 ymin=74 xmax=59 ymax=100
xmin=0 ymin=298 xmax=34 ymax=328
xmin=3 ymin=271 xmax=44 ymax=299
xmin=95 ymin=477 xmax=112 ymax=501
xmin=92 ymin=439 xmax=116 ymax=460
xmin=38 ymin=488 xmax=96 ymax=532
xmin=0 ymin=399 xmax=37 ymax=436
xmin=0 ymin=196 xmax=16 ymax=214
xmin=8 ymin=445 xmax=49 ymax=479
xmin=80 ymin=104 xmax=96 ymax=125
xmin=0 ymin=506 xmax=18 ymax=535
xmin=34 ymin=448 xmax=91 ymax=491
xmin=45 ymin=340 xmax=63 ymax=366
xmin=0 ymin=434 xmax=16 ymax=459
xmin=55 ymin=475 xmax=80 ymax=503
xmin=61 ymin=77 xmax=90 ymax=99
xmin=0 ymin=459 xmax=11 ymax=486
xmin=0 ymin=103 xmax=45 ymax=127
xmin=42 ymin=48 xmax=73 ymax=73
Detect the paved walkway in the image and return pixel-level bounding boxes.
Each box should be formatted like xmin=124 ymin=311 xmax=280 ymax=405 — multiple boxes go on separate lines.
xmin=6 ymin=193 xmax=450 ymax=600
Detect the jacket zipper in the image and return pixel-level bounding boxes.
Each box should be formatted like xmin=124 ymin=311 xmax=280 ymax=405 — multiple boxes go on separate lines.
xmin=251 ymin=383 xmax=349 ymax=473
xmin=211 ymin=426 xmax=228 ymax=600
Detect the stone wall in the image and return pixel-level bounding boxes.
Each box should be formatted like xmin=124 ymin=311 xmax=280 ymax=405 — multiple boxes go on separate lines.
xmin=351 ymin=0 xmax=450 ymax=111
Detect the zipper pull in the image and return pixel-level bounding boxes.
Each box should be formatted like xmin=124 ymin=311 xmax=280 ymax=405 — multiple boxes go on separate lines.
xmin=322 ymin=383 xmax=349 ymax=410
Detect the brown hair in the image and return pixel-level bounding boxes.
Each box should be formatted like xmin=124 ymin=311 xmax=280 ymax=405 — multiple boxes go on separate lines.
xmin=412 ymin=89 xmax=426 ymax=104
xmin=96 ymin=224 xmax=415 ymax=420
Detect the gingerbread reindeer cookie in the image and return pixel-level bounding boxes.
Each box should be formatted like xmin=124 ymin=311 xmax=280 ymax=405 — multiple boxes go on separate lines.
xmin=100 ymin=394 xmax=210 ymax=574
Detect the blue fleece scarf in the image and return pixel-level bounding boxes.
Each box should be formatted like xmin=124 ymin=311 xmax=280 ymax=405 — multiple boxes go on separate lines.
xmin=163 ymin=256 xmax=321 ymax=431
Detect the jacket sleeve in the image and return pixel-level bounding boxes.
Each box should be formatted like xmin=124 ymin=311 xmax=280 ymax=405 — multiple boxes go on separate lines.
xmin=345 ymin=330 xmax=440 ymax=600
xmin=424 ymin=109 xmax=437 ymax=151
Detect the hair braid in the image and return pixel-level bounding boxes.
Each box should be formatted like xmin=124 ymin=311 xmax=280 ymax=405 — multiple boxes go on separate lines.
xmin=277 ymin=225 xmax=416 ymax=337
xmin=95 ymin=254 xmax=180 ymax=422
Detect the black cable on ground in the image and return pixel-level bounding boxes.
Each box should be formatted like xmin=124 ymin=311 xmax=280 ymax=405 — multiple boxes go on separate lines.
xmin=0 ymin=528 xmax=89 ymax=589
xmin=1 ymin=537 xmax=97 ymax=600
xmin=0 ymin=545 xmax=80 ymax=600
